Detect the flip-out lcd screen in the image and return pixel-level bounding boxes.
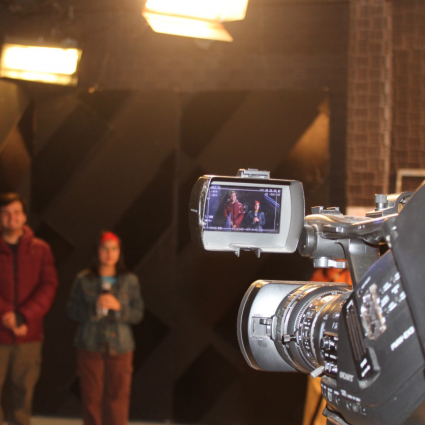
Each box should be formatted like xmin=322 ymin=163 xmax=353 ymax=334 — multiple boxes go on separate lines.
xmin=204 ymin=184 xmax=282 ymax=233
xmin=189 ymin=174 xmax=304 ymax=254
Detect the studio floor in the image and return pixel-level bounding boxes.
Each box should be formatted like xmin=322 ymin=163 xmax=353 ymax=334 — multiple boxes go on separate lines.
xmin=32 ymin=418 xmax=163 ymax=425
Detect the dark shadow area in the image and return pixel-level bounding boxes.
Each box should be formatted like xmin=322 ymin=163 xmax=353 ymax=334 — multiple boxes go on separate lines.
xmin=0 ymin=86 xmax=334 ymax=423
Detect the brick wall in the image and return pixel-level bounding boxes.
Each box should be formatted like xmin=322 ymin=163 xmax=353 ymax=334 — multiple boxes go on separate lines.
xmin=346 ymin=0 xmax=392 ymax=206
xmin=346 ymin=0 xmax=425 ymax=206
xmin=391 ymin=0 xmax=425 ymax=184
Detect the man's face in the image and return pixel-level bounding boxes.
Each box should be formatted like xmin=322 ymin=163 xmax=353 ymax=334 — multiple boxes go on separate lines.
xmin=0 ymin=201 xmax=27 ymax=233
xmin=231 ymin=193 xmax=237 ymax=203
xmin=255 ymin=202 xmax=260 ymax=211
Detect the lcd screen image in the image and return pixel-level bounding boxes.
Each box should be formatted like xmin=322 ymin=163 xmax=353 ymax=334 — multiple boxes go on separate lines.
xmin=204 ymin=184 xmax=282 ymax=233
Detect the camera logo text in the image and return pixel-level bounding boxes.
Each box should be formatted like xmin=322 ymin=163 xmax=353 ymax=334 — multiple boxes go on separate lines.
xmin=390 ymin=326 xmax=415 ymax=351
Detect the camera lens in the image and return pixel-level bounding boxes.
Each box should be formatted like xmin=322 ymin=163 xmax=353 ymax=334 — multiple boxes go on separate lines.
xmin=274 ymin=283 xmax=350 ymax=375
xmin=237 ymin=281 xmax=350 ymax=374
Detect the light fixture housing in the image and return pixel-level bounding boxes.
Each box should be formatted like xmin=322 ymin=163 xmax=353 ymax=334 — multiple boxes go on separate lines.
xmin=0 ymin=39 xmax=82 ymax=86
xmin=142 ymin=0 xmax=249 ymax=42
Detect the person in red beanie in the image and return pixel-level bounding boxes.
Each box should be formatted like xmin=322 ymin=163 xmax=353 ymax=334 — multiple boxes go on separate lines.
xmin=67 ymin=231 xmax=143 ymax=425
xmin=0 ymin=192 xmax=58 ymax=425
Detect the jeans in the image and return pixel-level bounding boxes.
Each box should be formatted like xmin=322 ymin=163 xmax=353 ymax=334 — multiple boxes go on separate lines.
xmin=0 ymin=342 xmax=42 ymax=425
xmin=77 ymin=348 xmax=133 ymax=425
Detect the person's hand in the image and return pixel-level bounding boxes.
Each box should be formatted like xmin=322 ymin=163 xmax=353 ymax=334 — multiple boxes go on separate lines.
xmin=2 ymin=313 xmax=27 ymax=337
xmin=13 ymin=324 xmax=28 ymax=337
xmin=98 ymin=294 xmax=121 ymax=311
xmin=2 ymin=311 xmax=17 ymax=330
xmin=254 ymin=217 xmax=259 ymax=223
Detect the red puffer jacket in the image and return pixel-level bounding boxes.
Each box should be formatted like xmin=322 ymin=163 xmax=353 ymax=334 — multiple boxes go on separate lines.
xmin=0 ymin=226 xmax=58 ymax=344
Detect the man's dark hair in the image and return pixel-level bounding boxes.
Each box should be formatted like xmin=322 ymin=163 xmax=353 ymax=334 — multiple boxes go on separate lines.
xmin=0 ymin=193 xmax=27 ymax=213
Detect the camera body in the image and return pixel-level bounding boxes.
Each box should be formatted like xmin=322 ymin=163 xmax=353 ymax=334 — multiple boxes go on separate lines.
xmin=189 ymin=169 xmax=425 ymax=425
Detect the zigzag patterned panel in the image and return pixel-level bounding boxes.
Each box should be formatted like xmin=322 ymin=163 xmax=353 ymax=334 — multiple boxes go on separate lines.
xmin=0 ymin=80 xmax=33 ymax=197
xmin=26 ymin=89 xmax=328 ymax=424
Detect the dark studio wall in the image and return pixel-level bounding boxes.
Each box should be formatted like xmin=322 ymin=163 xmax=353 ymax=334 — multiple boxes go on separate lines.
xmin=23 ymin=87 xmax=329 ymax=424
xmin=0 ymin=0 xmax=350 ymax=91
xmin=0 ymin=0 xmax=378 ymax=423
xmin=0 ymin=81 xmax=33 ymax=198
xmin=0 ymin=0 xmax=351 ymax=205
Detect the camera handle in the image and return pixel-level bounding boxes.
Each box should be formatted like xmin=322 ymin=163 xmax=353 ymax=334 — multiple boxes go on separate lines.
xmin=298 ymin=195 xmax=411 ymax=287
xmin=299 ymin=212 xmax=383 ymax=287
xmin=337 ymin=238 xmax=379 ymax=287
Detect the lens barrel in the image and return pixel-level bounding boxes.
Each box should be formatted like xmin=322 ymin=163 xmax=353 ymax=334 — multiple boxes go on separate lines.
xmin=275 ymin=283 xmax=350 ymax=375
xmin=237 ymin=280 xmax=350 ymax=374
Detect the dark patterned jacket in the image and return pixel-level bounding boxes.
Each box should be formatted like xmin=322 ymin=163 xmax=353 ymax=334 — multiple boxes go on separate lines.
xmin=67 ymin=270 xmax=143 ymax=355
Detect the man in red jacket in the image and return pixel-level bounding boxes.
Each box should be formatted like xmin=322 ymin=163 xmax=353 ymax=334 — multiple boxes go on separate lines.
xmin=224 ymin=191 xmax=244 ymax=229
xmin=0 ymin=193 xmax=58 ymax=425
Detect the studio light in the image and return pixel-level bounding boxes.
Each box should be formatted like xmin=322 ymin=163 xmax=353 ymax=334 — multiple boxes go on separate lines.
xmin=0 ymin=41 xmax=82 ymax=86
xmin=142 ymin=0 xmax=249 ymax=42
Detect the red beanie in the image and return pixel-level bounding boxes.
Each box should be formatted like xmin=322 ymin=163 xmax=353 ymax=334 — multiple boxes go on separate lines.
xmin=99 ymin=231 xmax=120 ymax=245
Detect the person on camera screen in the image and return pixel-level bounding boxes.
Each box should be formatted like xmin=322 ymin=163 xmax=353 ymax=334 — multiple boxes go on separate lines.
xmin=246 ymin=200 xmax=266 ymax=231
xmin=224 ymin=191 xmax=244 ymax=229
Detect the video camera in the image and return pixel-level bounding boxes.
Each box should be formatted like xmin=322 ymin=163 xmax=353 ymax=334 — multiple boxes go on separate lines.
xmin=189 ymin=169 xmax=425 ymax=425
